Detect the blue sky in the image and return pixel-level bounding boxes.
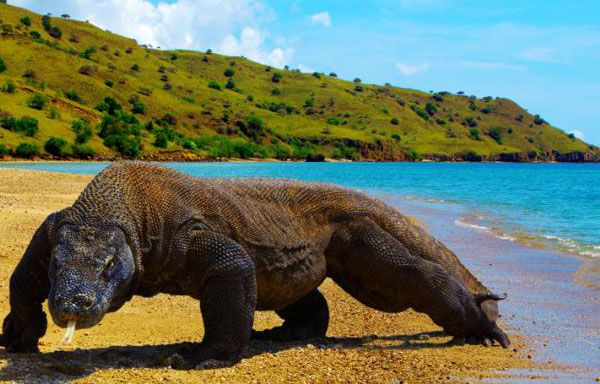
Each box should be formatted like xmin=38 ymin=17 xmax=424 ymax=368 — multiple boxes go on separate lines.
xmin=12 ymin=0 xmax=600 ymax=144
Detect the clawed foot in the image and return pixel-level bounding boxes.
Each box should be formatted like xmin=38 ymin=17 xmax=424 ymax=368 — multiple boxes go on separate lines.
xmin=162 ymin=345 xmax=240 ymax=370
xmin=448 ymin=325 xmax=510 ymax=348
xmin=1 ymin=312 xmax=46 ymax=353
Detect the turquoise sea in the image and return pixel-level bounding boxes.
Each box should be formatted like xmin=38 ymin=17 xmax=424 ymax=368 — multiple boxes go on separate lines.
xmin=1 ymin=162 xmax=598 ymax=260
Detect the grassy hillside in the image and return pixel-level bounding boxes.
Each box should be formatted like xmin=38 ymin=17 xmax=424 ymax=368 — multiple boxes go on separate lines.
xmin=0 ymin=3 xmax=597 ymax=161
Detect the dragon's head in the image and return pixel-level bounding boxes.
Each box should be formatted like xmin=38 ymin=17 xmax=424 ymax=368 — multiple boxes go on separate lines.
xmin=475 ymin=292 xmax=507 ymax=323
xmin=48 ymin=222 xmax=136 ymax=329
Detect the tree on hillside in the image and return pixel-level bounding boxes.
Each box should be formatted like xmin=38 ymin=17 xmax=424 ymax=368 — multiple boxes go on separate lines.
xmin=20 ymin=16 xmax=32 ymax=26
xmin=44 ymin=137 xmax=69 ymax=156
xmin=425 ymin=102 xmax=437 ymax=115
xmin=48 ymin=25 xmax=62 ymax=39
xmin=0 ymin=57 xmax=6 ymax=73
xmin=488 ymin=127 xmax=503 ymax=144
xmin=41 ymin=15 xmax=52 ymax=31
xmin=26 ymin=94 xmax=47 ymax=110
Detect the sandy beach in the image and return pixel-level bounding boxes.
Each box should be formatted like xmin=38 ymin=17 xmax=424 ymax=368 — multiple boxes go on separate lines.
xmin=0 ymin=168 xmax=584 ymax=383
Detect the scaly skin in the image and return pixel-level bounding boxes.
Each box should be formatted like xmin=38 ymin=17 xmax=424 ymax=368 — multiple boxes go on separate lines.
xmin=1 ymin=161 xmax=509 ymax=368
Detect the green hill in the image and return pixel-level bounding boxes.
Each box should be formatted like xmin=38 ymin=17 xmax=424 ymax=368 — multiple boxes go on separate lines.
xmin=0 ymin=3 xmax=597 ymax=161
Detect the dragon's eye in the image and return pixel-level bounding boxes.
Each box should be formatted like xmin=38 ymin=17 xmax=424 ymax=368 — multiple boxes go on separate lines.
xmin=103 ymin=256 xmax=117 ymax=279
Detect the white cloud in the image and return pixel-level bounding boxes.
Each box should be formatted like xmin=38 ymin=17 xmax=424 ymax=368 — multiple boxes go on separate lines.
xmin=520 ymin=47 xmax=558 ymax=63
xmin=11 ymin=0 xmax=293 ymax=67
xmin=309 ymin=12 xmax=332 ymax=27
xmin=219 ymin=27 xmax=294 ymax=68
xmin=395 ymin=62 xmax=429 ymax=76
xmin=298 ymin=64 xmax=315 ymax=73
xmin=569 ymin=130 xmax=585 ymax=139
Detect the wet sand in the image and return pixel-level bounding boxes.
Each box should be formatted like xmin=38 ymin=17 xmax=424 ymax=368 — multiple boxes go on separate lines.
xmin=0 ymin=168 xmax=566 ymax=383
xmin=387 ymin=197 xmax=599 ymax=383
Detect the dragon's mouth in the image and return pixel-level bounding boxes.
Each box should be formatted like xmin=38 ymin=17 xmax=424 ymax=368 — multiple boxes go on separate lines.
xmin=50 ymin=301 xmax=107 ymax=330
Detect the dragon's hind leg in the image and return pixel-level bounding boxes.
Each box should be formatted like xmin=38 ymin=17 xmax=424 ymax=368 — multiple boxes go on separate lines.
xmin=252 ymin=289 xmax=329 ymax=341
xmin=325 ymin=218 xmax=510 ymax=348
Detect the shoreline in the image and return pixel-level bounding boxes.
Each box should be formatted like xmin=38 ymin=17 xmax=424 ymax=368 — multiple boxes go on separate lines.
xmin=1 ymin=157 xmax=600 ymax=164
xmin=386 ymin=196 xmax=599 ymax=381
xmin=0 ymin=167 xmax=597 ymax=382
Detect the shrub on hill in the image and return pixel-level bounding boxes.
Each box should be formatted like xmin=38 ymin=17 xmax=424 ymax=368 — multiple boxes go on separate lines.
xmin=256 ymin=101 xmax=295 ymax=115
xmin=193 ymin=135 xmax=267 ymax=159
xmin=73 ymin=144 xmax=96 ymax=159
xmin=469 ymin=128 xmax=480 ymax=140
xmin=329 ymin=72 xmax=337 ymax=77
xmin=225 ymin=78 xmax=236 ymax=90
xmin=72 ymin=119 xmax=92 ymax=143
xmin=464 ymin=116 xmax=477 ymax=127
xmin=413 ymin=107 xmax=429 ymax=121
xmin=99 ymin=112 xmax=142 ymax=157
xmin=208 ymin=81 xmax=221 ymax=91
xmin=17 ymin=116 xmax=39 ymax=136
xmin=533 ymin=115 xmax=546 ymax=125
xmin=41 ymin=15 xmax=52 ymax=30
xmin=488 ymin=127 xmax=503 ymax=144
xmin=0 ymin=114 xmax=39 ymax=136
xmin=0 ymin=144 xmax=9 ymax=157
xmin=96 ymin=96 xmax=122 ymax=115
xmin=353 ymin=78 xmax=362 ymax=83
xmin=65 ymin=90 xmax=84 ymax=103
xmin=79 ymin=46 xmax=96 ymax=60
xmin=48 ymin=107 xmax=60 ymax=120
xmin=224 ymin=68 xmax=235 ymax=77
xmin=22 ymin=69 xmax=36 ymax=80
xmin=391 ymin=132 xmax=401 ymax=141
xmin=105 ymin=79 xmax=114 ymax=87
xmin=159 ymin=113 xmax=177 ymax=126
xmin=131 ymin=102 xmax=145 ymax=114
xmin=327 ymin=117 xmax=341 ymax=125
xmin=44 ymin=136 xmax=69 ymax=156
xmin=26 ymin=93 xmax=47 ymax=110
xmin=271 ymin=72 xmax=283 ymax=83
xmin=406 ymin=150 xmax=422 ymax=161
xmin=390 ymin=118 xmax=399 ymax=125
xmin=20 ymin=16 xmax=32 ymax=26
xmin=153 ymin=131 xmax=170 ymax=148
xmin=15 ymin=143 xmax=38 ymax=158
xmin=1 ymin=79 xmax=16 ymax=93
xmin=29 ymin=30 xmax=41 ymax=40
xmin=48 ymin=26 xmax=62 ymax=39
xmin=78 ymin=65 xmax=95 ymax=76
xmin=0 ymin=57 xmax=6 ymax=73
xmin=425 ymin=102 xmax=437 ymax=115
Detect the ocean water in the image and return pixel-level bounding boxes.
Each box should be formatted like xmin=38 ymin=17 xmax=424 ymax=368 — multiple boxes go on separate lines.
xmin=1 ymin=162 xmax=598 ymax=259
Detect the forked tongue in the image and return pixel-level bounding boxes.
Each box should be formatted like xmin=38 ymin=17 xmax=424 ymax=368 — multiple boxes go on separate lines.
xmin=60 ymin=321 xmax=77 ymax=344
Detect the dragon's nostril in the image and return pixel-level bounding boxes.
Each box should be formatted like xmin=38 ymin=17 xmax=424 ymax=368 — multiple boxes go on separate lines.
xmin=72 ymin=293 xmax=95 ymax=310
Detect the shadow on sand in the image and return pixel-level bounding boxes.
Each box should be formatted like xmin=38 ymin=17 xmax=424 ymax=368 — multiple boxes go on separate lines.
xmin=0 ymin=330 xmax=450 ymax=383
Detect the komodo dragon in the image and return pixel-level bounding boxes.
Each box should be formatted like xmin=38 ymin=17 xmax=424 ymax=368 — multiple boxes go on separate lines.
xmin=0 ymin=161 xmax=509 ymax=368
